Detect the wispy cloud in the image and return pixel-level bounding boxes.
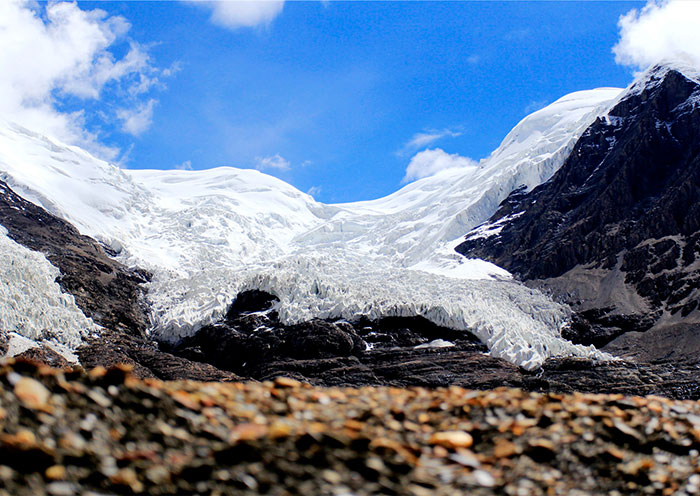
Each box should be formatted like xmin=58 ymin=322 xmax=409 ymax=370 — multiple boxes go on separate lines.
xmin=403 ymin=148 xmax=478 ymax=183
xmin=255 ymin=154 xmax=291 ymax=171
xmin=185 ymin=1 xmax=285 ymax=29
xmin=524 ymin=99 xmax=550 ymax=114
xmin=466 ymin=54 xmax=480 ymax=65
xmin=307 ymin=185 xmax=322 ymax=198
xmin=614 ymin=0 xmax=700 ymax=71
xmin=398 ymin=128 xmax=462 ymax=156
xmin=175 ymin=160 xmax=193 ymax=171
xmin=117 ymin=99 xmax=157 ymax=136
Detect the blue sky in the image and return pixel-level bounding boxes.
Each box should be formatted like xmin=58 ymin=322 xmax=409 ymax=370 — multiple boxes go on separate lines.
xmin=4 ymin=0 xmax=684 ymax=203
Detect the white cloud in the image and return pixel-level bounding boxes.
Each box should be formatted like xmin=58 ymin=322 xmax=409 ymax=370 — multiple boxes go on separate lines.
xmin=524 ymin=99 xmax=549 ymax=114
xmin=403 ymin=148 xmax=478 ymax=183
xmin=255 ymin=154 xmax=291 ymax=171
xmin=399 ymin=128 xmax=462 ymax=155
xmin=614 ymin=0 xmax=700 ymax=71
xmin=307 ymin=185 xmax=322 ymax=198
xmin=118 ymin=99 xmax=157 ymax=136
xmin=187 ymin=1 xmax=285 ymax=29
xmin=175 ymin=160 xmax=194 ymax=171
xmin=0 ymin=0 xmax=168 ymax=159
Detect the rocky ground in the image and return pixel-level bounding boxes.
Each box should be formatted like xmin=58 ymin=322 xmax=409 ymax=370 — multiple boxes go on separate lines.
xmin=1 ymin=359 xmax=700 ymax=496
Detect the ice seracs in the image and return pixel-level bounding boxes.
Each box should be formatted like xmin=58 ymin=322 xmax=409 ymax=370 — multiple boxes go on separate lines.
xmin=0 ymin=225 xmax=97 ymax=362
xmin=0 ymin=84 xmax=625 ymax=369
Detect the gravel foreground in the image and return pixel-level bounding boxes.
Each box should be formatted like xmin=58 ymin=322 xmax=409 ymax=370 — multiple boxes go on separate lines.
xmin=1 ymin=359 xmax=699 ymax=496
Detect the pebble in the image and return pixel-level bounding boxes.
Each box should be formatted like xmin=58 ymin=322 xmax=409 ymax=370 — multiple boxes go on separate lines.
xmin=46 ymin=482 xmax=76 ymax=496
xmin=429 ymin=431 xmax=474 ymax=449
xmin=274 ymin=377 xmax=302 ymax=388
xmin=14 ymin=376 xmax=50 ymax=410
xmin=472 ymin=469 xmax=496 ymax=487
xmin=45 ymin=465 xmax=66 ymax=480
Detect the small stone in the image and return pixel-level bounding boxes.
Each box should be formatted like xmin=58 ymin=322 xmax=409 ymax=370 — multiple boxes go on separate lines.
xmin=230 ymin=423 xmax=268 ymax=442
xmin=88 ymin=366 xmax=107 ymax=378
xmin=0 ymin=465 xmax=15 ymax=481
xmin=172 ymin=390 xmax=200 ymax=410
xmin=612 ymin=419 xmax=644 ymax=443
xmin=145 ymin=465 xmax=171 ymax=484
xmin=268 ymin=421 xmax=292 ymax=438
xmin=110 ymin=467 xmax=143 ymax=492
xmin=472 ymin=469 xmax=495 ymax=487
xmin=58 ymin=433 xmax=86 ymax=452
xmin=322 ymin=469 xmax=342 ymax=485
xmin=45 ymin=465 xmax=67 ymax=480
xmin=428 ymin=431 xmax=473 ymax=449
xmin=606 ymin=446 xmax=626 ymax=460
xmin=493 ymin=439 xmax=520 ymax=458
xmin=87 ymin=389 xmax=112 ymax=408
xmin=14 ymin=377 xmax=50 ymax=410
xmin=274 ymin=377 xmax=302 ymax=388
xmin=449 ymin=450 xmax=481 ymax=468
xmin=12 ymin=429 xmax=37 ymax=446
xmin=46 ymin=482 xmax=76 ymax=496
xmin=526 ymin=438 xmax=556 ymax=462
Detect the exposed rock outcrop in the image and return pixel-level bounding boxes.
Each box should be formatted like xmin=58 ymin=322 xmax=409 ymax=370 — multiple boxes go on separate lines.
xmin=456 ymin=65 xmax=700 ymax=356
xmin=167 ymin=291 xmax=700 ymax=399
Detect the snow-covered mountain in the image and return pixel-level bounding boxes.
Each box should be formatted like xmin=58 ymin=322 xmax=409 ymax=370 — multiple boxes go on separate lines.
xmin=457 ymin=62 xmax=700 ymax=361
xmin=0 ymin=85 xmax=623 ymax=370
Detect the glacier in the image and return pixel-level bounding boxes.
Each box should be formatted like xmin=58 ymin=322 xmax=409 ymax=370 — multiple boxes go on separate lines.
xmin=0 ymin=86 xmax=623 ymax=370
xmin=0 ymin=225 xmax=97 ymax=362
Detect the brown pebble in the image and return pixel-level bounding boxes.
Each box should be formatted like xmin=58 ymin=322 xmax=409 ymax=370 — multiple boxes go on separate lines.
xmin=274 ymin=377 xmax=302 ymax=388
xmin=14 ymin=377 xmax=50 ymax=410
xmin=110 ymin=467 xmax=144 ymax=492
xmin=45 ymin=465 xmax=66 ymax=481
xmin=230 ymin=423 xmax=269 ymax=442
xmin=428 ymin=431 xmax=473 ymax=449
xmin=493 ymin=439 xmax=520 ymax=458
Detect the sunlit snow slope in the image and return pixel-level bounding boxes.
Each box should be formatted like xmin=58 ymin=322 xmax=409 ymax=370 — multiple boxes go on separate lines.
xmin=0 ymin=87 xmax=621 ymax=369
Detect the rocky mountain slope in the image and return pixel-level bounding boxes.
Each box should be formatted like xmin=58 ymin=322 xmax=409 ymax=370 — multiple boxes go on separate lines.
xmin=457 ymin=63 xmax=700 ymax=360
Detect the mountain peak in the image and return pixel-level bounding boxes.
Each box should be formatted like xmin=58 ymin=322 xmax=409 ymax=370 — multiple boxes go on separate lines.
xmin=457 ymin=56 xmax=700 ymax=352
xmin=624 ymin=59 xmax=700 ymax=99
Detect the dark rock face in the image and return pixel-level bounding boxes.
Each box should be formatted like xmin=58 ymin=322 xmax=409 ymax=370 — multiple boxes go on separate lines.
xmin=167 ymin=291 xmax=700 ymax=399
xmin=457 ymin=67 xmax=700 ymax=350
xmin=13 ymin=346 xmax=72 ymax=369
xmin=562 ymin=308 xmax=661 ymax=348
xmin=457 ymin=68 xmax=700 ymax=284
xmin=528 ymin=357 xmax=700 ymax=399
xmin=171 ymin=290 xmax=517 ymax=389
xmin=77 ymin=329 xmax=241 ymax=381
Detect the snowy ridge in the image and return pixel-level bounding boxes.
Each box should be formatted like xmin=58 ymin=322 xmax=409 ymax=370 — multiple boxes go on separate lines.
xmin=0 ymin=225 xmax=97 ymax=362
xmin=626 ymin=59 xmax=700 ymax=98
xmin=298 ymin=87 xmax=624 ymax=274
xmin=0 ymin=85 xmax=625 ymax=369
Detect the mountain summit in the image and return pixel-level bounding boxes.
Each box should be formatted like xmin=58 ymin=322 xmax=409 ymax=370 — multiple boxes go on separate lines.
xmin=457 ymin=63 xmax=700 ymax=359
